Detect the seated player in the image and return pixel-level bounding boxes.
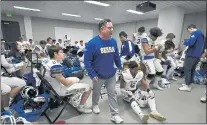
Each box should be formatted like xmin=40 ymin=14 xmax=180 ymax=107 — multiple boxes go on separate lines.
xmin=45 ymin=37 xmax=53 ymax=56
xmin=1 ymin=44 xmax=25 ymax=77
xmin=55 ymin=39 xmax=64 ymax=48
xmin=120 ymin=61 xmax=166 ymax=123
xmin=163 ymin=33 xmax=177 ymax=81
xmin=78 ymin=40 xmax=85 ymax=51
xmin=26 ymin=39 xmax=35 ymax=51
xmin=1 ymin=76 xmax=26 ymax=109
xmin=16 ymin=37 xmax=29 ymax=54
xmin=1 ymin=45 xmax=26 ymax=104
xmin=33 ymin=40 xmax=48 ymax=60
xmin=77 ymin=49 xmax=85 ymax=69
xmin=119 ymin=31 xmax=137 ymax=64
xmin=140 ymin=27 xmax=164 ymax=90
xmin=74 ymin=41 xmax=79 ymax=49
xmin=52 ymin=39 xmax=56 ymax=45
xmin=42 ymin=45 xmax=92 ymax=113
xmin=161 ymin=40 xmax=177 ymax=82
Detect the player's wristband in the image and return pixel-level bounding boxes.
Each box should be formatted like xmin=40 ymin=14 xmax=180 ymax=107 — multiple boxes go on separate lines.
xmin=161 ymin=58 xmax=166 ymax=62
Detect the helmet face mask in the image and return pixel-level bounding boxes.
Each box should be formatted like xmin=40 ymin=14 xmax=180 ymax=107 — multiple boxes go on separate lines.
xmin=16 ymin=117 xmax=31 ymax=124
xmin=20 ymin=86 xmax=39 ymax=99
xmin=134 ymin=90 xmax=148 ymax=107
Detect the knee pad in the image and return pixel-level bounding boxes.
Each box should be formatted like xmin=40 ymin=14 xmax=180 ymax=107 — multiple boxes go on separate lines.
xmin=130 ymin=98 xmax=139 ymax=108
xmin=147 ymin=74 xmax=155 ymax=80
xmin=147 ymin=90 xmax=155 ymax=99
xmin=156 ymin=71 xmax=163 ymax=76
xmin=130 ymin=100 xmax=139 ymax=108
xmin=130 ymin=98 xmax=136 ymax=104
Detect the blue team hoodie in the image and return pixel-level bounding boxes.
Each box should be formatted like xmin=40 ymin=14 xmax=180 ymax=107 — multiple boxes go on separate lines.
xmin=84 ymin=35 xmax=122 ymax=79
xmin=120 ymin=40 xmax=135 ymax=57
xmin=184 ymin=30 xmax=205 ymax=58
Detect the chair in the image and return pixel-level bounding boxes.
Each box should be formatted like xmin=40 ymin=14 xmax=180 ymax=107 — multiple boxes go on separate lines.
xmin=25 ymin=52 xmax=41 ymax=72
xmin=36 ymin=72 xmax=80 ymax=124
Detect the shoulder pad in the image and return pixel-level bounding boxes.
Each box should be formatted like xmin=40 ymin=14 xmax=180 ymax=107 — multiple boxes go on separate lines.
xmin=135 ymin=70 xmax=144 ymax=81
xmin=133 ymin=33 xmax=137 ymax=36
xmin=142 ymin=33 xmax=148 ymax=37
xmin=141 ymin=37 xmax=148 ymax=43
xmin=50 ymin=64 xmax=64 ymax=74
xmin=121 ymin=69 xmax=132 ymax=81
xmin=42 ymin=58 xmax=50 ymax=65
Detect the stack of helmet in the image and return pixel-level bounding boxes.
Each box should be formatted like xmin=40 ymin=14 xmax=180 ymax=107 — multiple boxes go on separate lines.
xmin=10 ymin=86 xmax=49 ymax=122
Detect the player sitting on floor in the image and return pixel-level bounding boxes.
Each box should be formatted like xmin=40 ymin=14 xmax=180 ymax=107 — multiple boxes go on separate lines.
xmin=120 ymin=61 xmax=166 ymax=123
xmin=42 ymin=45 xmax=92 ymax=113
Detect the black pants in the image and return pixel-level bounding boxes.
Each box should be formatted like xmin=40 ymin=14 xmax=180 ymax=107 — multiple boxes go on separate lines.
xmin=184 ymin=56 xmax=200 ymax=85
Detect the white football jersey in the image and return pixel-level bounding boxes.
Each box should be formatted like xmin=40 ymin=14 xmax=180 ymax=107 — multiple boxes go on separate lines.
xmin=43 ymin=59 xmax=67 ymax=96
xmin=140 ymin=36 xmax=155 ymax=57
xmin=17 ymin=41 xmax=28 ymax=53
xmin=122 ymin=69 xmax=144 ymax=91
xmin=133 ymin=32 xmax=148 ymax=50
xmin=35 ymin=45 xmax=47 ymax=54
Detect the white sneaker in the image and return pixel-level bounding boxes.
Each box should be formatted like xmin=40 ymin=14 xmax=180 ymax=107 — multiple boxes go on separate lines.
xmin=162 ymin=78 xmax=170 ymax=84
xmin=111 ymin=115 xmax=124 ymax=124
xmin=77 ymin=105 xmax=92 ymax=114
xmin=200 ymin=91 xmax=206 ymax=103
xmin=139 ymin=114 xmax=149 ymax=123
xmin=92 ymin=105 xmax=100 ymax=114
xmin=200 ymin=96 xmax=206 ymax=103
xmin=149 ymin=111 xmax=166 ymax=121
xmin=178 ymin=85 xmax=191 ymax=92
xmin=169 ymin=76 xmax=177 ymax=81
xmin=182 ymin=83 xmax=186 ymax=86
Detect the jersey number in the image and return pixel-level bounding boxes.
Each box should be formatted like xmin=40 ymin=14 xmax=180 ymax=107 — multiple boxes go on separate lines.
xmin=130 ymin=82 xmax=136 ymax=88
xmin=137 ymin=39 xmax=141 ymax=44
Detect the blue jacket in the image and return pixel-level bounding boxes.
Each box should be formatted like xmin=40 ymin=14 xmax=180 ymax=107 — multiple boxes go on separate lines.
xmin=184 ymin=30 xmax=205 ymax=58
xmin=120 ymin=40 xmax=135 ymax=57
xmin=84 ymin=35 xmax=122 ymax=79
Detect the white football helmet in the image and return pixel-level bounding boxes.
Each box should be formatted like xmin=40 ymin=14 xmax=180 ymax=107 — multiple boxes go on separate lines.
xmin=69 ymin=93 xmax=82 ymax=108
xmin=134 ymin=90 xmax=148 ymax=108
xmin=172 ymin=50 xmax=180 ymax=59
xmin=20 ymin=86 xmax=38 ymax=99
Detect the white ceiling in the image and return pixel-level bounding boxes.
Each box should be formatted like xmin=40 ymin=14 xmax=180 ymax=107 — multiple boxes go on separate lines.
xmin=1 ymin=1 xmax=206 ymax=24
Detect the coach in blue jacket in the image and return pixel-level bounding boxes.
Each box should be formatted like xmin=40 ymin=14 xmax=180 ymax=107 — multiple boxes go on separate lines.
xmin=179 ymin=24 xmax=205 ymax=92
xmin=84 ymin=19 xmax=124 ymax=124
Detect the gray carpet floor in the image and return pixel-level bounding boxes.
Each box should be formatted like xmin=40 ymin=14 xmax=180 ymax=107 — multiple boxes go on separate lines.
xmin=37 ymin=75 xmax=206 ymax=124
